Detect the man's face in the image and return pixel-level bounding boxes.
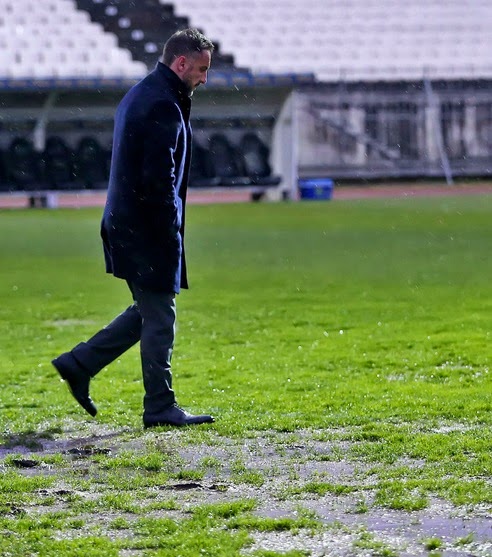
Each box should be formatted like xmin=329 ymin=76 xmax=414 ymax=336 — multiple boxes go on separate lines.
xmin=181 ymin=50 xmax=211 ymax=96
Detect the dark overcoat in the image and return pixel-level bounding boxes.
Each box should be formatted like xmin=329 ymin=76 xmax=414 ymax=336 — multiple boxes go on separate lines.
xmin=101 ymin=62 xmax=192 ymax=293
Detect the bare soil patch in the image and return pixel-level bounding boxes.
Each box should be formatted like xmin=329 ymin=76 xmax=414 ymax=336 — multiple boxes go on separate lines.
xmin=2 ymin=424 xmax=491 ymax=556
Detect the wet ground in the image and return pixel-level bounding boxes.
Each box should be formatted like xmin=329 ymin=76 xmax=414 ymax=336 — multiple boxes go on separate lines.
xmin=2 ymin=424 xmax=492 ymax=556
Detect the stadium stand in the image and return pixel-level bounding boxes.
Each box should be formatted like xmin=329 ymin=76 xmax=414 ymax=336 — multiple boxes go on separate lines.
xmin=186 ymin=132 xmax=280 ymax=191
xmin=1 ymin=0 xmax=492 ymax=205
xmin=0 ymin=148 xmax=9 ymax=192
xmin=157 ymin=0 xmax=490 ymax=84
xmin=72 ymin=135 xmax=108 ymax=189
xmin=0 ymin=0 xmax=147 ymax=79
xmin=6 ymin=137 xmax=41 ymax=191
xmin=172 ymin=0 xmax=492 ymax=82
xmin=189 ymin=141 xmax=219 ymax=188
xmin=240 ymin=132 xmax=281 ymax=186
xmin=74 ymin=0 xmax=240 ymax=73
xmin=207 ymin=133 xmax=250 ymax=186
xmin=42 ymin=135 xmax=73 ymax=189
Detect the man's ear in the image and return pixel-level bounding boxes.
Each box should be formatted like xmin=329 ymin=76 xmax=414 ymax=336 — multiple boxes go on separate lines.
xmin=175 ymin=55 xmax=187 ymax=71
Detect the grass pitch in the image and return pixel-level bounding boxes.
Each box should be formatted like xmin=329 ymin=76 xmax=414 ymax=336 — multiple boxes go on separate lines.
xmin=0 ymin=195 xmax=491 ymax=556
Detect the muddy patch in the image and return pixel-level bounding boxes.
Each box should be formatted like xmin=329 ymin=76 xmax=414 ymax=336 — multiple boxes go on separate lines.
xmin=1 ymin=425 xmax=491 ymax=556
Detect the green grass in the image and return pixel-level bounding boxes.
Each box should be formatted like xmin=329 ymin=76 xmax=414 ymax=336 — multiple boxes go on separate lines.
xmin=354 ymin=529 xmax=399 ymax=556
xmin=1 ymin=195 xmax=492 ymax=555
xmin=424 ymin=537 xmax=443 ymax=551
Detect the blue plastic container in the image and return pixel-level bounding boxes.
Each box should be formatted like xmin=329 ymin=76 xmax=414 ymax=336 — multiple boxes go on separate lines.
xmin=298 ymin=178 xmax=334 ymax=200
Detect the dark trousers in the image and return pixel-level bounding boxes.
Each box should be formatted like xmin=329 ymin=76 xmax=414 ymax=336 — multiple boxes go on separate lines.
xmin=68 ymin=282 xmax=177 ymax=415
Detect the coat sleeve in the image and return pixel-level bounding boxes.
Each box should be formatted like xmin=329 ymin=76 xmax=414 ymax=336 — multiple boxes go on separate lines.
xmin=140 ymin=100 xmax=183 ymax=234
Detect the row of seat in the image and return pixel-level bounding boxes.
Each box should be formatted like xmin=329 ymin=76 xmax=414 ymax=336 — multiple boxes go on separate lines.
xmin=1 ymin=11 xmax=90 ymax=25
xmin=1 ymin=0 xmax=488 ymax=84
xmin=191 ymin=133 xmax=281 ymax=188
xmin=2 ymin=61 xmax=146 ymax=80
xmin=171 ymin=0 xmax=489 ymax=6
xmin=181 ymin=8 xmax=489 ymax=20
xmin=0 ymin=0 xmax=149 ymax=79
xmin=173 ymin=0 xmax=492 ymax=82
xmin=218 ymin=25 xmax=490 ymax=36
xmin=0 ymin=136 xmax=110 ymax=192
xmin=1 ymin=0 xmax=77 ymax=9
xmin=175 ymin=4 xmax=489 ymax=20
xmin=0 ymin=40 xmax=147 ymax=79
xmin=0 ymin=133 xmax=280 ymax=192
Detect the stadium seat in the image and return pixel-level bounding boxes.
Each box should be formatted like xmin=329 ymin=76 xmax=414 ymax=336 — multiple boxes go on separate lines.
xmin=208 ymin=134 xmax=250 ymax=186
xmin=0 ymin=0 xmax=146 ymax=80
xmin=75 ymin=0 xmax=240 ymax=71
xmin=72 ymin=136 xmax=108 ymax=190
xmin=189 ymin=141 xmax=220 ymax=188
xmin=171 ymin=0 xmax=492 ymax=82
xmin=239 ymin=133 xmax=281 ymax=186
xmin=6 ymin=137 xmax=42 ymax=191
xmin=42 ymin=136 xmax=74 ymax=190
xmin=0 ymin=148 xmax=11 ymax=192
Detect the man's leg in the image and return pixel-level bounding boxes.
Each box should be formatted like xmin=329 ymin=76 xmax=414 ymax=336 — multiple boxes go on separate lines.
xmin=70 ymin=304 xmax=142 ymax=376
xmin=53 ymin=300 xmax=142 ymax=416
xmin=130 ymin=285 xmax=177 ymax=417
xmin=132 ymin=284 xmax=214 ymax=427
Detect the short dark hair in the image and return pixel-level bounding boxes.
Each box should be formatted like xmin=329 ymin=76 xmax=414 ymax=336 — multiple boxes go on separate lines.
xmin=161 ymin=28 xmax=214 ymax=66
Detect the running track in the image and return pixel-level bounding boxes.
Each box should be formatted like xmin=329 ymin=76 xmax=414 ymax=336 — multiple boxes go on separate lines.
xmin=1 ymin=183 xmax=492 ymax=209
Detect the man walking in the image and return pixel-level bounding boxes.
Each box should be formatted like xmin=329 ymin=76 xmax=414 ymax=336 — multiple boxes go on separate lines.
xmin=52 ymin=29 xmax=215 ymax=428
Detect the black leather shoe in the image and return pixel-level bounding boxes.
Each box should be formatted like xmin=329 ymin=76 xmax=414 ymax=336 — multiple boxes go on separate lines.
xmin=143 ymin=404 xmax=214 ymax=428
xmin=52 ymin=354 xmax=97 ymax=417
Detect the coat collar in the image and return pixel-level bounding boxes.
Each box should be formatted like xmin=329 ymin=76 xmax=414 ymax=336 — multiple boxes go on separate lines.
xmin=154 ymin=62 xmax=191 ymax=104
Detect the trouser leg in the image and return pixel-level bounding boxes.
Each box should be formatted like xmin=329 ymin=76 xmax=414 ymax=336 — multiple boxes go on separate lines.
xmin=130 ymin=284 xmax=177 ymax=415
xmin=70 ymin=304 xmax=142 ymax=376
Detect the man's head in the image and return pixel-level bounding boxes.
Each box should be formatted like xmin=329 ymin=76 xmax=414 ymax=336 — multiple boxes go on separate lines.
xmin=161 ymin=28 xmax=214 ymax=95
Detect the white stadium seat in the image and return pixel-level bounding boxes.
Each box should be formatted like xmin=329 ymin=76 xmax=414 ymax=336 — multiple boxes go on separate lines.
xmin=172 ymin=0 xmax=492 ymax=82
xmin=0 ymin=0 xmax=490 ymax=83
xmin=0 ymin=0 xmax=146 ymax=80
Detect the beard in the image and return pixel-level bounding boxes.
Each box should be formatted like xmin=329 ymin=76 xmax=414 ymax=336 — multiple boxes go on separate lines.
xmin=182 ymin=76 xmax=196 ymax=97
